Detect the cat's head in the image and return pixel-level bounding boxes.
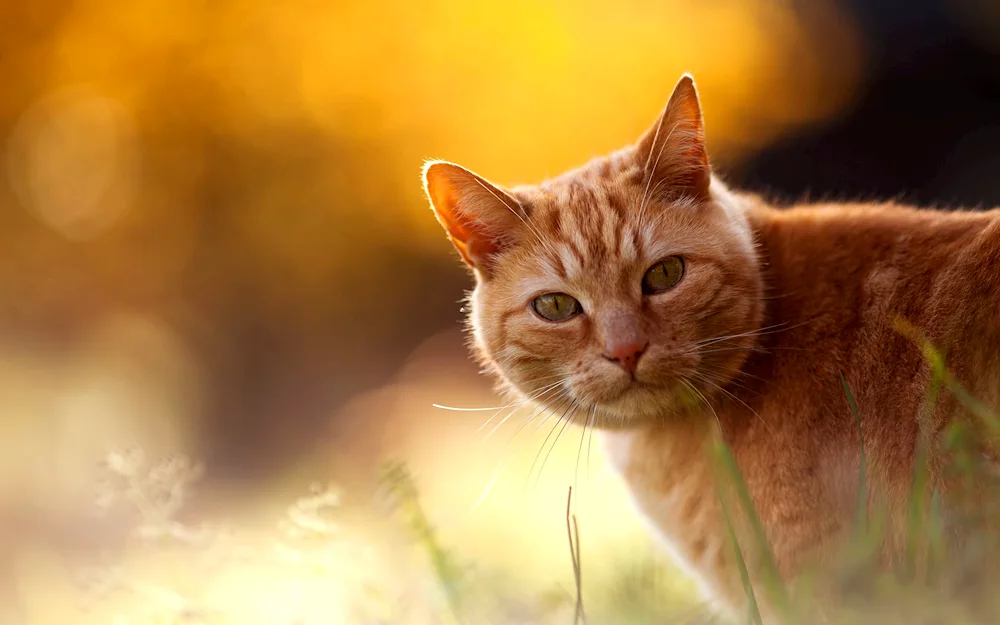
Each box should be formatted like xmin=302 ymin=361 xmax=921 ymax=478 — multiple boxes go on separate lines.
xmin=422 ymin=75 xmax=763 ymax=428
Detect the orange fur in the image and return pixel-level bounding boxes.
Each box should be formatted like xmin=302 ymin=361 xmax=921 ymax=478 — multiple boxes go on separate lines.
xmin=422 ymin=74 xmax=1000 ymax=616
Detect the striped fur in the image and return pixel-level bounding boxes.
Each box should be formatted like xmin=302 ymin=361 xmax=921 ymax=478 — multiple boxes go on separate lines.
xmin=422 ymin=75 xmax=1000 ymax=618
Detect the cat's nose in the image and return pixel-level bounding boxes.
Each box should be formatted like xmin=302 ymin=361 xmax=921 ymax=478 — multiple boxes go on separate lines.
xmin=602 ymin=341 xmax=648 ymax=374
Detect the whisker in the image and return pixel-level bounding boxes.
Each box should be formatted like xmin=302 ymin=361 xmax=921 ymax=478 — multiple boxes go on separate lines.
xmin=694 ymin=342 xmax=807 ymax=356
xmin=691 ymin=372 xmax=772 ymax=436
xmin=483 ymin=381 xmax=567 ymax=440
xmin=514 ymin=372 xmax=573 ymax=386
xmin=696 ymin=369 xmax=765 ymax=402
xmin=682 ymin=378 xmax=722 ymax=432
xmin=470 ymin=392 xmax=573 ymax=511
xmin=637 ymin=121 xmax=684 ymax=228
xmin=533 ymin=402 xmax=579 ymax=490
xmin=695 ymin=321 xmax=794 ymax=345
xmin=472 ymin=178 xmax=538 ymax=239
xmin=526 ymin=400 xmax=578 ymax=492
xmin=477 ymin=379 xmax=565 ymax=434
xmin=508 ymin=389 xmax=574 ymax=444
xmin=697 ymin=362 xmax=767 ymax=386
xmin=695 ymin=318 xmax=819 ymax=349
xmin=576 ymin=404 xmax=597 ymax=491
xmin=635 ymin=121 xmax=665 ymax=228
xmin=694 ymin=326 xmax=787 ymax=350
xmin=586 ymin=406 xmax=597 ymax=480
xmin=434 ymin=404 xmax=513 ymax=413
xmin=702 ymin=374 xmax=761 ymax=398
xmin=471 ymin=178 xmax=564 ymax=262
xmin=694 ymin=346 xmax=769 ymax=356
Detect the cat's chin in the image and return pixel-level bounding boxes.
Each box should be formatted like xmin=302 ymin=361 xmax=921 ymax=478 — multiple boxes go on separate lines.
xmin=587 ymin=405 xmax=681 ymax=430
xmin=582 ymin=381 xmax=697 ymax=430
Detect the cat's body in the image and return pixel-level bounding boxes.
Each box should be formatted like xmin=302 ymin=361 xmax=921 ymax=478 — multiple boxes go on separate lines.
xmin=606 ymin=196 xmax=1000 ymax=610
xmin=422 ymin=75 xmax=1000 ymax=616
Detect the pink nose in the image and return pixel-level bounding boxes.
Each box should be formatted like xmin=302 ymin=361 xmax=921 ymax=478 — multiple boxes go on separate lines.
xmin=603 ymin=342 xmax=647 ymax=374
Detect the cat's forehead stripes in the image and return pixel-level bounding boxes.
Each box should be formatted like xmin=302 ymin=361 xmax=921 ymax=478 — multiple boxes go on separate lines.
xmin=512 ymin=166 xmax=647 ymax=284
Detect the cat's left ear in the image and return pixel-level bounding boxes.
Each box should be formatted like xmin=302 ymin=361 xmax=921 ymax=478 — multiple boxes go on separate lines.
xmin=422 ymin=160 xmax=526 ymax=272
xmin=635 ymin=74 xmax=711 ymax=202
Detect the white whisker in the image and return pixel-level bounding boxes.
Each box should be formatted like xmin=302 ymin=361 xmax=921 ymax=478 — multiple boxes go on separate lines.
xmin=575 ymin=404 xmax=597 ymax=491
xmin=682 ymin=378 xmax=722 ymax=432
xmin=692 ymin=372 xmax=772 ymax=436
xmin=476 ymin=379 xmax=565 ymax=434
xmin=637 ymin=120 xmax=684 ymax=228
xmin=472 ymin=178 xmax=563 ymax=261
xmin=526 ymin=400 xmax=578 ymax=492
xmin=694 ymin=318 xmax=818 ymax=350
xmin=586 ymin=406 xmax=597 ymax=480
xmin=532 ymin=402 xmax=579 ymax=490
xmin=470 ymin=391 xmax=573 ymax=512
xmin=433 ymin=404 xmax=510 ymax=412
xmin=483 ymin=381 xmax=567 ymax=440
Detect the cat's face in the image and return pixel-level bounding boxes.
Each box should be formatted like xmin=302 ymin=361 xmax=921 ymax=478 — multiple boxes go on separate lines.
xmin=423 ymin=75 xmax=763 ymax=428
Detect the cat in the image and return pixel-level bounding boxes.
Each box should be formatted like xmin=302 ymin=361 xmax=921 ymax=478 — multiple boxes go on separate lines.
xmin=421 ymin=74 xmax=1000 ymax=617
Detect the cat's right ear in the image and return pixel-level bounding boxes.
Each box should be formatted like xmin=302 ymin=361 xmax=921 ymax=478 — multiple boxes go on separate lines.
xmin=422 ymin=160 xmax=526 ymax=271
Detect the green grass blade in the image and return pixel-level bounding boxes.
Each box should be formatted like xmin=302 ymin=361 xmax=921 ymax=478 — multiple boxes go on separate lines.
xmin=894 ymin=316 xmax=1000 ymax=437
xmin=712 ymin=438 xmax=790 ymax=614
xmin=905 ymin=356 xmax=941 ymax=582
xmin=718 ymin=488 xmax=763 ymax=625
xmin=380 ymin=461 xmax=466 ymax=623
xmin=841 ymin=372 xmax=868 ymax=537
xmin=943 ymin=375 xmax=1000 ymax=436
xmin=928 ymin=485 xmax=945 ymax=583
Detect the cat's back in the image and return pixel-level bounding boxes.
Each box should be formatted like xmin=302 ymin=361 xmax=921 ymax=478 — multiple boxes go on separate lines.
xmin=751 ymin=200 xmax=999 ymax=256
xmin=747 ymin=201 xmax=1000 ymax=310
xmin=744 ymin=199 xmax=1000 ymax=466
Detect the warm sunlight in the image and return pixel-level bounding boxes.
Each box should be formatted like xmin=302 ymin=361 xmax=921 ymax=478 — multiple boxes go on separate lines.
xmin=9 ymin=0 xmax=1000 ymax=623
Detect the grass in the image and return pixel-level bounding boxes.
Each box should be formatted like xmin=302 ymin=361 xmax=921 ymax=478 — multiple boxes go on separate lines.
xmin=11 ymin=320 xmax=1000 ymax=624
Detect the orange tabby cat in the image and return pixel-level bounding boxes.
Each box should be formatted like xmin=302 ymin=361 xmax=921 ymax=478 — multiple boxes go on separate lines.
xmin=422 ymin=74 xmax=1000 ymax=616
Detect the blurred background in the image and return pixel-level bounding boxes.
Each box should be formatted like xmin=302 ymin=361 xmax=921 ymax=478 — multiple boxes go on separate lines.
xmin=3 ymin=0 xmax=1000 ymax=622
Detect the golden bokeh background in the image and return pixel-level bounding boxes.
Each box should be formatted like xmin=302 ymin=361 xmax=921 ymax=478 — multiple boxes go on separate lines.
xmin=9 ymin=0 xmax=1000 ymax=621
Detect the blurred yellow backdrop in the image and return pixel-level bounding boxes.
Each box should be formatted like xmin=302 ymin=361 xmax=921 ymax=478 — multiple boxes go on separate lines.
xmin=0 ymin=0 xmax=866 ymax=621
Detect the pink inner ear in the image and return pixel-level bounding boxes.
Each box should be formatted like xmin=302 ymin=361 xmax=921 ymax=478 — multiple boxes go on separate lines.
xmin=464 ymin=235 xmax=499 ymax=265
xmin=425 ymin=161 xmax=521 ymax=269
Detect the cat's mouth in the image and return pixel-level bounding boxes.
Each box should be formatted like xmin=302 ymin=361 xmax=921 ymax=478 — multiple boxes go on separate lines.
xmin=583 ymin=377 xmax=694 ymax=424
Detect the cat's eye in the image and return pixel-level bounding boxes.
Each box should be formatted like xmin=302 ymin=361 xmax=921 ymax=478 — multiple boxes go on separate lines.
xmin=531 ymin=293 xmax=582 ymax=322
xmin=642 ymin=257 xmax=685 ymax=294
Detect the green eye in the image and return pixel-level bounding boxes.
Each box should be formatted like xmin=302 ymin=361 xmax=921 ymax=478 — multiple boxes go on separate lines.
xmin=642 ymin=256 xmax=685 ymax=294
xmin=531 ymin=293 xmax=581 ymax=322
